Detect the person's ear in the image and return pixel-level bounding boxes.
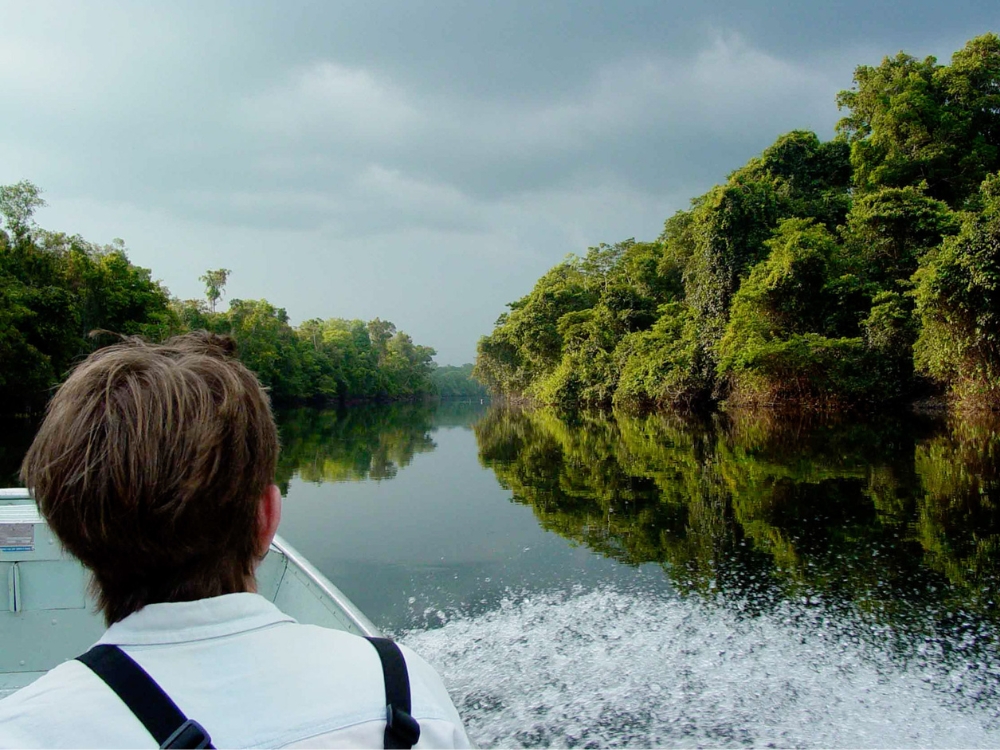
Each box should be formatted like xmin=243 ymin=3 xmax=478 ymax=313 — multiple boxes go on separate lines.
xmin=257 ymin=483 xmax=282 ymax=556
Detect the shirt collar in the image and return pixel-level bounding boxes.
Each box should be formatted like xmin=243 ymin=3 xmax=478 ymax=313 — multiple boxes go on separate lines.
xmin=97 ymin=593 xmax=297 ymax=646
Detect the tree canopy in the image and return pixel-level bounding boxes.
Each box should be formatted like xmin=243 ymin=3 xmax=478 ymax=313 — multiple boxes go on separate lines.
xmin=0 ymin=186 xmax=444 ymax=415
xmin=476 ymin=34 xmax=1000 ymax=412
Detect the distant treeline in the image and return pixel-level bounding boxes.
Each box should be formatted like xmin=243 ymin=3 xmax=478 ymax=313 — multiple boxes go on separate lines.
xmin=0 ymin=183 xmax=478 ymax=414
xmin=475 ymin=34 xmax=1000 ymax=412
xmin=429 ymin=363 xmax=489 ymax=399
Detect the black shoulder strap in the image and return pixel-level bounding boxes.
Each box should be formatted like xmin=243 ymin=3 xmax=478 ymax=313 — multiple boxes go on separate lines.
xmin=77 ymin=644 xmax=214 ymax=749
xmin=364 ymin=637 xmax=421 ymax=750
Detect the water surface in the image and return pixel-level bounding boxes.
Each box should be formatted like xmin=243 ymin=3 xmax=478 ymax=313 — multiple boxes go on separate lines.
xmin=5 ymin=401 xmax=1000 ymax=747
xmin=270 ymin=402 xmax=1000 ymax=747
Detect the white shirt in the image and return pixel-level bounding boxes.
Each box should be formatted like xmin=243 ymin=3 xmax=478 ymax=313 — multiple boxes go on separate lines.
xmin=0 ymin=593 xmax=471 ymax=749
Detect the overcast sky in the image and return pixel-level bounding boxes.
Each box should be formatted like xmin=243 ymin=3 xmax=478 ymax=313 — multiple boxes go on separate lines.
xmin=1 ymin=1 xmax=995 ymax=363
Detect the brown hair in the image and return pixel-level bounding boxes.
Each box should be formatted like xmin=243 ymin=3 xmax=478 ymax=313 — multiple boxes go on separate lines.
xmin=20 ymin=332 xmax=279 ymax=625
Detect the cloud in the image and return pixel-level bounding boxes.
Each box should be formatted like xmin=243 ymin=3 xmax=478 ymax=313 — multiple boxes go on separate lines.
xmin=8 ymin=0 xmax=985 ymax=362
xmin=219 ymin=31 xmax=842 ymax=237
xmin=241 ymin=62 xmax=421 ymax=142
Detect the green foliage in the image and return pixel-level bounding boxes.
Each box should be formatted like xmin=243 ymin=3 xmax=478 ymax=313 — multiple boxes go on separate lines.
xmin=479 ymin=34 xmax=1000 ymax=412
xmin=199 ymin=268 xmax=231 ymax=313
xmin=735 ymin=130 xmax=852 ymax=229
xmin=0 ymin=182 xmax=439 ymax=412
xmin=429 ymin=363 xmax=489 ymax=398
xmin=683 ymin=177 xmax=781 ymax=344
xmin=861 ymin=291 xmax=919 ymax=400
xmin=841 ymin=187 xmax=959 ymax=286
xmin=476 ymin=239 xmax=685 ymax=408
xmin=227 ymin=298 xmax=313 ymax=402
xmin=475 ymin=405 xmax=1000 ymax=627
xmin=614 ymin=303 xmax=705 ymax=409
xmin=0 ymin=187 xmax=177 ymax=414
xmin=716 ymin=219 xmax=895 ymax=406
xmin=914 ymin=174 xmax=1000 ymax=408
xmin=0 ymin=180 xmax=46 ymax=240
xmin=837 ymin=34 xmax=1000 ymax=207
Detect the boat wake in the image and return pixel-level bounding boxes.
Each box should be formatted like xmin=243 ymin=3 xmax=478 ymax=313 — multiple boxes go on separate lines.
xmin=401 ymin=586 xmax=1000 ymax=748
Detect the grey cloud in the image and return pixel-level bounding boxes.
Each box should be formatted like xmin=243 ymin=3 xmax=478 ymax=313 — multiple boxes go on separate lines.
xmin=1 ymin=0 xmax=995 ymax=363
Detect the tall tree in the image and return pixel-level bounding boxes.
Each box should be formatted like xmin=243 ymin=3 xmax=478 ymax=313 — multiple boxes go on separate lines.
xmin=200 ymin=268 xmax=231 ymax=313
xmin=0 ymin=180 xmax=46 ymax=241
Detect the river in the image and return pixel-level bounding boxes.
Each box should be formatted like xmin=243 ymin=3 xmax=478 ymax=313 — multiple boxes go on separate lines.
xmin=4 ymin=401 xmax=1000 ymax=747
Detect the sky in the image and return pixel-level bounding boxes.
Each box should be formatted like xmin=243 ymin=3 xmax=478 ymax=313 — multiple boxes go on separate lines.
xmin=1 ymin=1 xmax=996 ymax=364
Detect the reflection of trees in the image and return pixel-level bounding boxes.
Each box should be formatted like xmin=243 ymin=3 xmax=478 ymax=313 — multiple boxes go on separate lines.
xmin=475 ymin=408 xmax=778 ymax=603
xmin=3 ymin=401 xmax=484 ymax=492
xmin=275 ymin=403 xmax=437 ymax=490
xmin=475 ymin=405 xmax=1000 ymax=628
xmin=915 ymin=415 xmax=1000 ymax=614
xmin=430 ymin=399 xmax=490 ymax=429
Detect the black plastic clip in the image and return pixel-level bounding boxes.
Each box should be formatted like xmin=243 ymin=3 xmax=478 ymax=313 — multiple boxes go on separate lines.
xmin=161 ymin=719 xmax=213 ymax=749
xmin=385 ymin=704 xmax=421 ymax=749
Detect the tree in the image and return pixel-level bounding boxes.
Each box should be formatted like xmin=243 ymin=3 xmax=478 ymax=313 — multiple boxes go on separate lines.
xmin=0 ymin=183 xmax=175 ymax=413
xmin=366 ymin=318 xmax=397 ymax=365
xmin=614 ymin=303 xmax=705 ymax=409
xmin=0 ymin=180 xmax=46 ymax=240
xmin=836 ymin=34 xmax=1000 ymax=207
xmin=716 ymin=219 xmax=892 ymax=407
xmin=225 ymin=298 xmax=312 ymax=402
xmin=200 ymin=268 xmax=231 ymax=313
xmin=913 ymin=173 xmax=1000 ymax=408
xmin=841 ymin=187 xmax=959 ymax=286
xmin=429 ymin=364 xmax=489 ymax=398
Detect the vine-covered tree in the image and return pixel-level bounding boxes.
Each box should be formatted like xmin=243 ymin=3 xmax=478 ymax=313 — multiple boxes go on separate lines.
xmin=477 ymin=34 xmax=1000 ymax=412
xmin=914 ymin=173 xmax=1000 ymax=408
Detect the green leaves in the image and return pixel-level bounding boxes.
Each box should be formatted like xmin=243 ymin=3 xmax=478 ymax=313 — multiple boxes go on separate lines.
xmin=477 ymin=34 xmax=1000 ymax=412
xmin=0 ymin=180 xmax=46 ymax=240
xmin=0 ymin=182 xmax=440 ymax=411
xmin=913 ymin=173 xmax=1000 ymax=407
xmin=841 ymin=187 xmax=959 ymax=285
xmin=0 ymin=212 xmax=175 ymax=414
xmin=199 ymin=268 xmax=231 ymax=313
xmin=837 ymin=34 xmax=1000 ymax=207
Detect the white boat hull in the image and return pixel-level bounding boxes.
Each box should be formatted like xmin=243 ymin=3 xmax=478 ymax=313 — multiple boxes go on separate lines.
xmin=0 ymin=488 xmax=378 ymax=699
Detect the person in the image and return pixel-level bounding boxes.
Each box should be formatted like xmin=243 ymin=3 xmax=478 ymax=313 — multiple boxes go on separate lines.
xmin=0 ymin=332 xmax=472 ymax=749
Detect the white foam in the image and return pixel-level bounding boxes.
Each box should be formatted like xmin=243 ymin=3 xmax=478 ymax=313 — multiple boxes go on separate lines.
xmin=402 ymin=587 xmax=1000 ymax=748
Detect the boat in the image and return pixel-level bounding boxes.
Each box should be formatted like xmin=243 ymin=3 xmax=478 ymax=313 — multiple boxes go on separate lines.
xmin=0 ymin=487 xmax=378 ymax=700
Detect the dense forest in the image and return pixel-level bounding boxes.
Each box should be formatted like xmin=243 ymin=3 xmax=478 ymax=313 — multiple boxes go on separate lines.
xmin=0 ymin=182 xmax=482 ymax=414
xmin=429 ymin=363 xmax=490 ymax=399
xmin=475 ymin=34 xmax=1000 ymax=412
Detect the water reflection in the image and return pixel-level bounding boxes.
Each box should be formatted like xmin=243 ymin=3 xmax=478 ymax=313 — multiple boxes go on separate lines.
xmin=5 ymin=400 xmax=998 ymax=744
xmin=275 ymin=402 xmax=438 ymax=489
xmin=474 ymin=406 xmax=1000 ymax=636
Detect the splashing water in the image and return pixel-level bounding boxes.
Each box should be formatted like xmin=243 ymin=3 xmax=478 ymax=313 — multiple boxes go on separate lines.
xmin=401 ymin=586 xmax=1000 ymax=748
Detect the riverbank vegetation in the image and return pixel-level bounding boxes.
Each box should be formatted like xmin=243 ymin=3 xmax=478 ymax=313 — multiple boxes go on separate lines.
xmin=429 ymin=363 xmax=490 ymax=399
xmin=0 ymin=182 xmax=441 ymax=414
xmin=475 ymin=34 xmax=1000 ymax=412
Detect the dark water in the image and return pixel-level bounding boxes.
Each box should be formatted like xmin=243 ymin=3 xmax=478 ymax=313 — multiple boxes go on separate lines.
xmin=5 ymin=401 xmax=1000 ymax=747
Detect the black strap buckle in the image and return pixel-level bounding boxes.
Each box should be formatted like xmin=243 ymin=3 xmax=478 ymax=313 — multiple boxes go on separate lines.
xmin=385 ymin=705 xmax=421 ymax=749
xmin=161 ymin=719 xmax=213 ymax=749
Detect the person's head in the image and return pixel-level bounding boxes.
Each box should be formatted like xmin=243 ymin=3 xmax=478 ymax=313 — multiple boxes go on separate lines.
xmin=20 ymin=331 xmax=281 ymax=625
